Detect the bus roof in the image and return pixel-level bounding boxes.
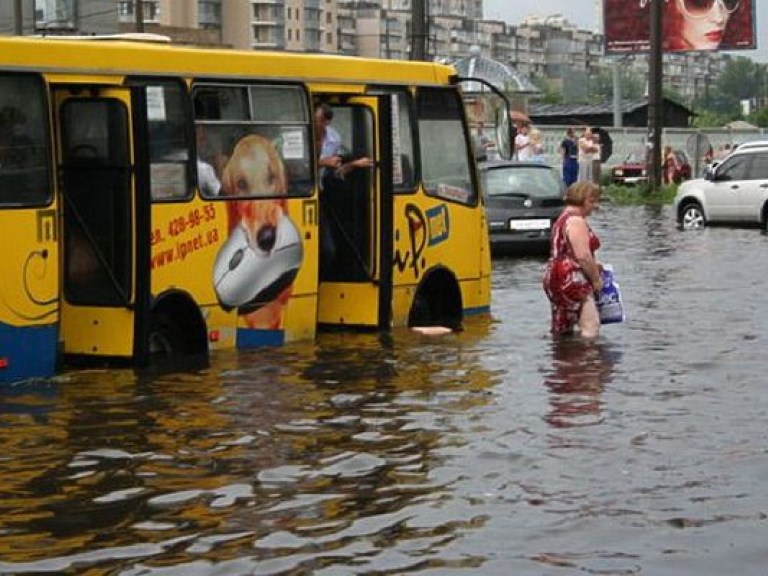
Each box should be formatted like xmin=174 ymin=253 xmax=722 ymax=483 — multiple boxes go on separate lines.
xmin=0 ymin=35 xmax=457 ymax=87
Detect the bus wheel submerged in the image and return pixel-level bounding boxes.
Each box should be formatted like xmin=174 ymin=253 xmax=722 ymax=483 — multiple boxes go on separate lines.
xmin=408 ymin=269 xmax=463 ymax=332
xmin=148 ymin=291 xmax=209 ymax=364
xmin=149 ymin=314 xmax=187 ymax=357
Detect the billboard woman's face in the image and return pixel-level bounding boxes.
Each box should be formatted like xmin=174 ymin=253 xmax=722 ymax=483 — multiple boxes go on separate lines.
xmin=676 ymin=0 xmax=738 ymax=49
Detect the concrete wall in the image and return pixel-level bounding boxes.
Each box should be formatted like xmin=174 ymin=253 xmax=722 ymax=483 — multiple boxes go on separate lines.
xmin=532 ymin=125 xmax=768 ymax=177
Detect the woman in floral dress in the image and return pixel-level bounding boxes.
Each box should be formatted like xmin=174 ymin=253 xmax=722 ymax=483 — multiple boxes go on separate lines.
xmin=543 ymin=182 xmax=604 ymax=338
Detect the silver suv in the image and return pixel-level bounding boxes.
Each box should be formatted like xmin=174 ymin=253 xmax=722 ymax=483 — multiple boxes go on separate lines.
xmin=674 ymin=143 xmax=768 ymax=230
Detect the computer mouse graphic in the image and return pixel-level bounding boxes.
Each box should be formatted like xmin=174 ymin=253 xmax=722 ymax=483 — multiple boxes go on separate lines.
xmin=213 ymin=215 xmax=303 ymax=314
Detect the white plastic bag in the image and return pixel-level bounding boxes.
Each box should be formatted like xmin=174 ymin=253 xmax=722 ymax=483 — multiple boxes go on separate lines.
xmin=595 ymin=264 xmax=625 ymax=324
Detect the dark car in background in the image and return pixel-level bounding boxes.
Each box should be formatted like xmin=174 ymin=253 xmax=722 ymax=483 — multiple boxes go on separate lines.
xmin=611 ymin=150 xmax=691 ymax=185
xmin=479 ymin=161 xmax=565 ymax=256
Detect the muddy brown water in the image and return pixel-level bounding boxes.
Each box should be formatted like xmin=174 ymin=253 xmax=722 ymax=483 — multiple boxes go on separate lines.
xmin=1 ymin=204 xmax=767 ymax=575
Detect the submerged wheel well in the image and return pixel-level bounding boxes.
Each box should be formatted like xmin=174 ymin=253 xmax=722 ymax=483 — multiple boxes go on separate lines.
xmin=677 ymin=197 xmax=703 ymax=220
xmin=408 ymin=267 xmax=463 ymax=330
xmin=761 ymin=201 xmax=768 ymax=228
xmin=150 ymin=290 xmax=208 ymax=356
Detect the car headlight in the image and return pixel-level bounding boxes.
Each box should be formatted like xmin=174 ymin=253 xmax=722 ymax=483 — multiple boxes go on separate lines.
xmin=614 ymin=169 xmax=623 ymax=176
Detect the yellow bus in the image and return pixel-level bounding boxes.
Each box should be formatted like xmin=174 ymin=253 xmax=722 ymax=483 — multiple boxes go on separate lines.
xmin=0 ymin=35 xmax=511 ymax=384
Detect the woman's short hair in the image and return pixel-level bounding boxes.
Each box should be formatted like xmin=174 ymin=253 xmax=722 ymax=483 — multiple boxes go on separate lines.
xmin=317 ymin=102 xmax=334 ymax=121
xmin=564 ymin=181 xmax=601 ymax=207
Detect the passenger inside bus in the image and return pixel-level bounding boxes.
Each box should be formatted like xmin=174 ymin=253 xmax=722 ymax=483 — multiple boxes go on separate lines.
xmin=195 ymin=125 xmax=221 ymax=196
xmin=0 ymin=105 xmax=34 ymax=169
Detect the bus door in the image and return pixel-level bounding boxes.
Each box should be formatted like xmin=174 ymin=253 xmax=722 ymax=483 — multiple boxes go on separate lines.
xmin=54 ymin=86 xmax=150 ymax=363
xmin=317 ymin=95 xmax=393 ymax=329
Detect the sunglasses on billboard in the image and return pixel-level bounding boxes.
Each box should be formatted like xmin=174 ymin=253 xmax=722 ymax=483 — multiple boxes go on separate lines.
xmin=678 ymin=0 xmax=740 ymax=17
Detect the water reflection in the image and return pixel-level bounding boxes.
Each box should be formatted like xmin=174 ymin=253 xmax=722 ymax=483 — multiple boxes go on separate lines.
xmin=0 ymin=324 xmax=503 ymax=574
xmin=542 ymin=340 xmax=619 ymax=428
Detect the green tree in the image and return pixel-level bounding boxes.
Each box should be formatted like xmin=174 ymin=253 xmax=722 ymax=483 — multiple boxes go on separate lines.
xmin=714 ymin=57 xmax=764 ymax=104
xmin=530 ymin=75 xmax=562 ymax=104
xmin=586 ymin=66 xmax=643 ymax=103
xmin=749 ymin=106 xmax=768 ymax=128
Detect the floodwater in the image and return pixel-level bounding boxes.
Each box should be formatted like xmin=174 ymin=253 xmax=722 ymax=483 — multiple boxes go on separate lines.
xmin=2 ymin=204 xmax=768 ymax=575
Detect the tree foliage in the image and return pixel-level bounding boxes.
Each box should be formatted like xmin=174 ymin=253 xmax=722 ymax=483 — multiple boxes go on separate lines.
xmin=716 ymin=57 xmax=764 ymax=102
xmin=689 ymin=58 xmax=767 ymax=126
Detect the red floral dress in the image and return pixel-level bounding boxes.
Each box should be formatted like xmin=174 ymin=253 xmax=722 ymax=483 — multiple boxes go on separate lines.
xmin=542 ymin=210 xmax=601 ymax=335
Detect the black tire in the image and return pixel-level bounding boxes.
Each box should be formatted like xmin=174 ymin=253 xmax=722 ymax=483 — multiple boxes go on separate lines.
xmin=679 ymin=202 xmax=706 ymax=230
xmin=148 ymin=314 xmax=187 ymax=358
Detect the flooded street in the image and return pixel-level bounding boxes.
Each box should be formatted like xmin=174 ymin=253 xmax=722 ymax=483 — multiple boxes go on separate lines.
xmin=2 ymin=204 xmax=768 ymax=575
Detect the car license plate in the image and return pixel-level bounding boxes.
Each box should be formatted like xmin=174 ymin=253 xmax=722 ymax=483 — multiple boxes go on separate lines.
xmin=508 ymin=218 xmax=550 ymax=231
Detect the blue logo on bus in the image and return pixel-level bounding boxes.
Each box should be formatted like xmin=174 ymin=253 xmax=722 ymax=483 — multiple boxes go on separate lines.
xmin=426 ymin=204 xmax=449 ymax=246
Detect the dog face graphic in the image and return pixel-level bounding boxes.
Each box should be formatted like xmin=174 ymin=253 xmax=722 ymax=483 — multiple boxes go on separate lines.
xmin=212 ymin=134 xmax=303 ymax=330
xmin=221 ymin=134 xmax=287 ymax=198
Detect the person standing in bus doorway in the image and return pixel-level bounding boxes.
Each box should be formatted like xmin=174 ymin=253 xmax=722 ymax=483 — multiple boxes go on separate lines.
xmin=560 ymin=127 xmax=579 ymax=186
xmin=314 ymin=102 xmax=374 ymax=273
xmin=314 ymin=102 xmax=374 ymax=180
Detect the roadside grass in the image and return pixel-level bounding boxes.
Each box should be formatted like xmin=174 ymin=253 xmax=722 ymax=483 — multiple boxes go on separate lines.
xmin=602 ymin=182 xmax=678 ymax=206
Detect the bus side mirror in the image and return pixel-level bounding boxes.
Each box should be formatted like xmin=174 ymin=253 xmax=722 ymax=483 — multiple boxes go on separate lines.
xmin=495 ymin=106 xmax=514 ymax=160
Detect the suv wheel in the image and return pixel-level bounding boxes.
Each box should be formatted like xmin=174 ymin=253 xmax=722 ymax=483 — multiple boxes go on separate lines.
xmin=680 ymin=202 xmax=706 ymax=230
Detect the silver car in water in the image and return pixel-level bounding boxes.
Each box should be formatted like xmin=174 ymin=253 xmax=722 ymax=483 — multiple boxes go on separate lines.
xmin=674 ymin=144 xmax=768 ymax=230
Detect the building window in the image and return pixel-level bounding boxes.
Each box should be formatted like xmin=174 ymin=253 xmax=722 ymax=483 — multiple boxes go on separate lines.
xmin=198 ymin=1 xmax=222 ymax=27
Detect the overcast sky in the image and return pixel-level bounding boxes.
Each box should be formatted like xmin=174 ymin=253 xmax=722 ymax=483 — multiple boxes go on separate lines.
xmin=483 ymin=0 xmax=768 ymax=63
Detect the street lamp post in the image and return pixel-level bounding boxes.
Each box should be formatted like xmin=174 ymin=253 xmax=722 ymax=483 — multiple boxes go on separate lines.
xmin=14 ymin=0 xmax=23 ymax=35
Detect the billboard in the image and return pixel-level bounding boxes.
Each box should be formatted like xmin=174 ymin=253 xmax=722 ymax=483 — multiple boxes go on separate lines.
xmin=604 ymin=0 xmax=757 ymax=54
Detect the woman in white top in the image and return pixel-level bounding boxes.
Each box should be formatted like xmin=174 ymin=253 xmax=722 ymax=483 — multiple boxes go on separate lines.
xmin=515 ymin=123 xmax=533 ymax=161
xmin=577 ymin=128 xmax=597 ymax=183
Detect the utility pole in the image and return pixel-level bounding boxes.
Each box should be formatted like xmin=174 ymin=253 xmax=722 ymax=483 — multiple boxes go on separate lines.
xmin=646 ymin=0 xmax=663 ymax=191
xmin=135 ymin=0 xmax=145 ymax=33
xmin=14 ymin=0 xmax=23 ymax=35
xmin=612 ymin=58 xmax=622 ymax=128
xmin=411 ymin=0 xmax=427 ymax=61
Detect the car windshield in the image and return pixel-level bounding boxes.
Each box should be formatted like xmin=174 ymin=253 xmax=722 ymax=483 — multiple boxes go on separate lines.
xmin=482 ymin=165 xmax=562 ymax=199
xmin=623 ymin=152 xmax=645 ymax=164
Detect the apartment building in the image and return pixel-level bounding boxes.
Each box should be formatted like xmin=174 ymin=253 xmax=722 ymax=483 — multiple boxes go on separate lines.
xmin=6 ymin=0 xmax=730 ymax=105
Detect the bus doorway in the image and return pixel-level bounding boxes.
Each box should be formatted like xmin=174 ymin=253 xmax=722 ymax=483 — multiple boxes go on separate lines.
xmin=54 ymin=86 xmax=150 ymax=364
xmin=317 ymin=95 xmax=393 ymax=329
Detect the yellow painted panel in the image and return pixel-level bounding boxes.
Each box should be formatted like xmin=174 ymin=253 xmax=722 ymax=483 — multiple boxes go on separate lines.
xmin=317 ymin=282 xmax=379 ymax=326
xmin=0 ymin=208 xmax=59 ymax=328
xmin=63 ymin=307 xmax=134 ymax=356
xmin=281 ymin=293 xmax=318 ymax=342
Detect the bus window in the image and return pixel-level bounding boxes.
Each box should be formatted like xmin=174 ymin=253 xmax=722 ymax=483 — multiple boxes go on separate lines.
xmin=144 ymin=81 xmax=193 ymax=201
xmin=62 ymin=99 xmax=132 ymax=306
xmin=389 ymin=91 xmax=417 ymax=192
xmin=0 ymin=74 xmax=50 ymax=207
xmin=417 ymin=88 xmax=476 ymax=205
xmin=192 ymin=83 xmax=312 ymax=199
